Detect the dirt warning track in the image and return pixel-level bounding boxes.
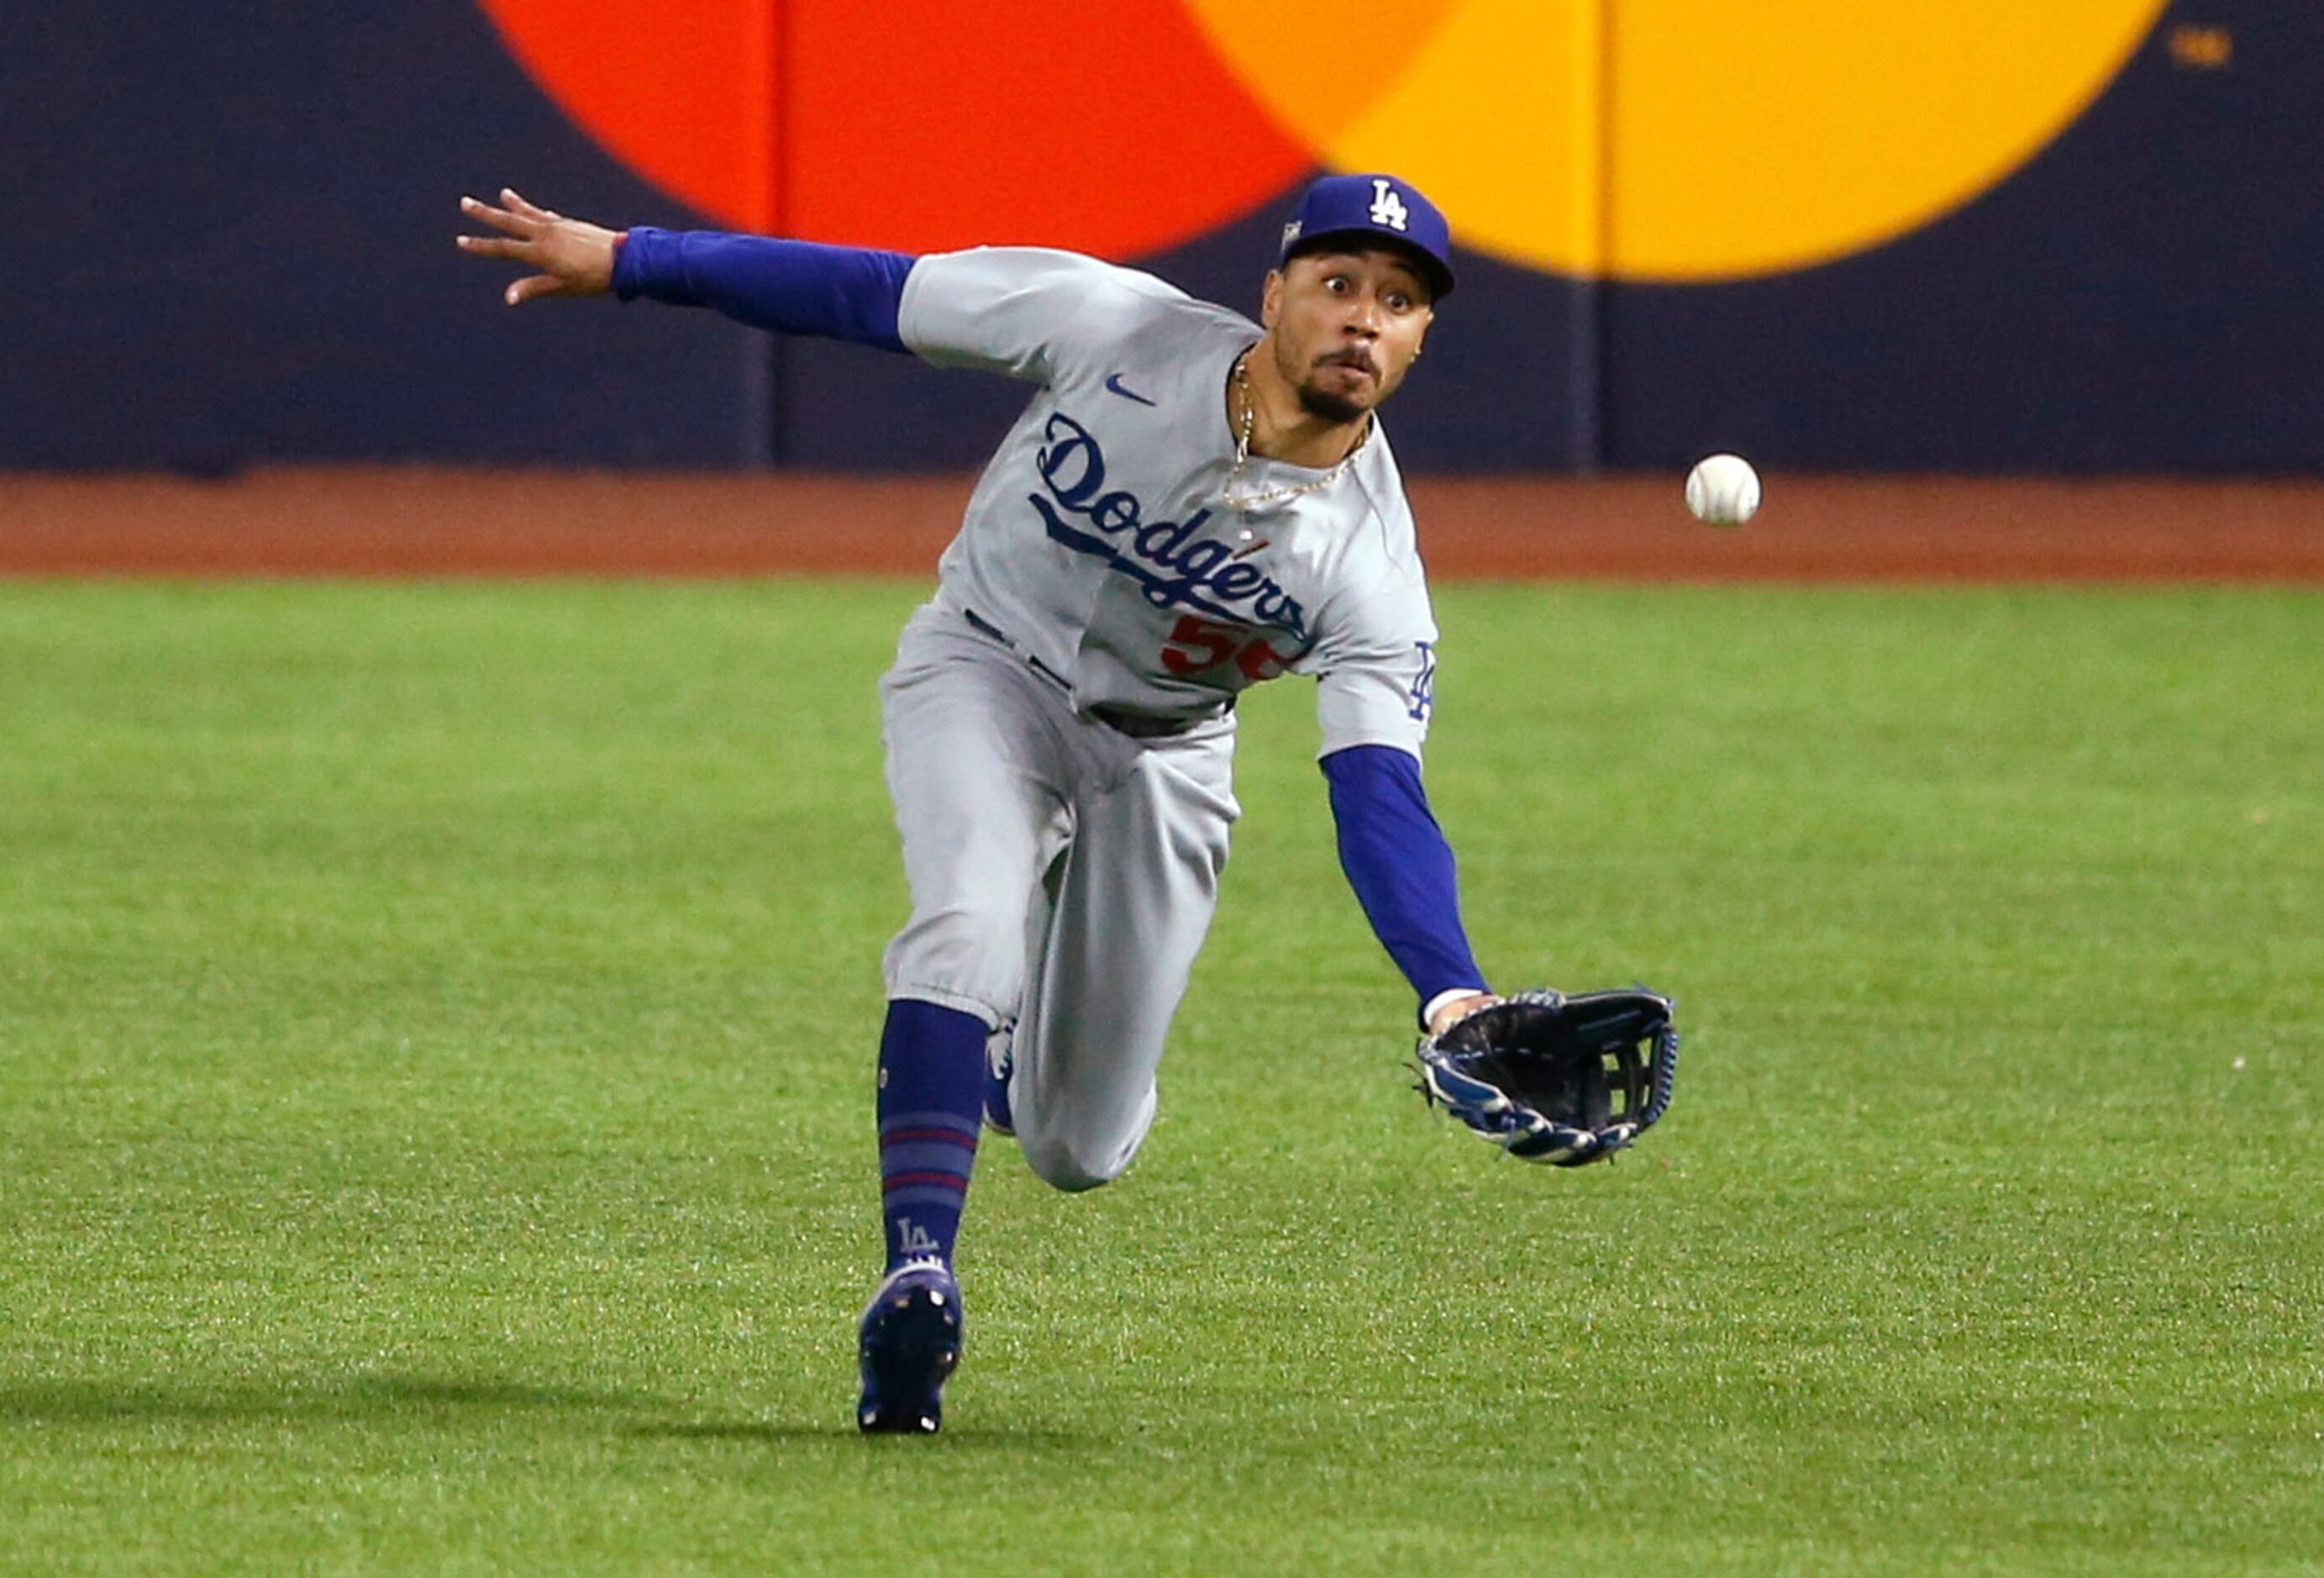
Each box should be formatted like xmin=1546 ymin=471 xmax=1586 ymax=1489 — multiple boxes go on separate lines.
xmin=3 ymin=471 xmax=2320 ymax=582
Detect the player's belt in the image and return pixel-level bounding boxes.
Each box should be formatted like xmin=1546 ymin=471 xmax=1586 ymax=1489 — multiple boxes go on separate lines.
xmin=959 ymin=606 xmax=1228 ymax=740
xmin=1087 ymin=703 xmax=1217 ymax=739
xmin=960 ymin=606 xmax=1074 ymax=691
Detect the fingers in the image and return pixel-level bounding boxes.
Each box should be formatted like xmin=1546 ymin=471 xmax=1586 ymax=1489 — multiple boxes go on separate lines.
xmin=455 ymin=193 xmax=543 ymax=275
xmin=457 ymin=192 xmax=539 ymax=238
xmin=456 ymin=190 xmax=599 ymax=305
xmin=500 ymin=187 xmax=563 ymax=223
xmin=502 ymin=272 xmax=565 ymax=307
xmin=454 ymin=232 xmax=528 ymax=260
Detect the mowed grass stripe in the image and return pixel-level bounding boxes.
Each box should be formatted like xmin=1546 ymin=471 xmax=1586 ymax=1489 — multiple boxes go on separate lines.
xmin=1 ymin=581 xmax=2317 ymax=1575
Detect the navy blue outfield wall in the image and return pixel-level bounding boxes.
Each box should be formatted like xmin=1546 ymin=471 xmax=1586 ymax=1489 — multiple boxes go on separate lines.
xmin=4 ymin=1 xmax=2319 ymax=475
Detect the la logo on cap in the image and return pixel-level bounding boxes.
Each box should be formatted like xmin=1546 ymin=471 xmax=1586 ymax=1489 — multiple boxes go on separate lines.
xmin=1368 ymin=179 xmax=1410 ymax=233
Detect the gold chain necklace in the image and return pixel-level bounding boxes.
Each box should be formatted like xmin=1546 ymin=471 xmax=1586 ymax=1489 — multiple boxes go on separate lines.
xmin=1221 ymin=351 xmax=1368 ymax=512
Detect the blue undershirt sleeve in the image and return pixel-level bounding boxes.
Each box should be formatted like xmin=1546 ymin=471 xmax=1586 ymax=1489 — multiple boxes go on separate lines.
xmin=1322 ymin=744 xmax=1487 ymax=1015
xmin=612 ymin=227 xmax=914 ymax=353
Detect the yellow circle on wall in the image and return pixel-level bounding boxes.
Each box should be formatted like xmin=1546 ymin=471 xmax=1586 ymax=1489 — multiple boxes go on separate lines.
xmin=1185 ymin=0 xmax=2170 ymax=281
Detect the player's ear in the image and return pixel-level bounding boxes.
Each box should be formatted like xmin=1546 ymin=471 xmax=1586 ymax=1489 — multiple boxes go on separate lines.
xmin=1259 ymin=269 xmax=1283 ymax=329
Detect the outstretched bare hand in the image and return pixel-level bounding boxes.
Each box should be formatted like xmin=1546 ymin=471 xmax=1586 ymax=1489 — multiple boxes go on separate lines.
xmin=455 ymin=188 xmax=622 ymax=306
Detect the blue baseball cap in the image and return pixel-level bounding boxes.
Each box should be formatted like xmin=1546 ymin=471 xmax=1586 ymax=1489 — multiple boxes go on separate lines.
xmin=1278 ymin=172 xmax=1456 ymax=300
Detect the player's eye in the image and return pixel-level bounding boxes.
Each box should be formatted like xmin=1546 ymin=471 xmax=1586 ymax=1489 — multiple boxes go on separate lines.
xmin=1385 ymin=291 xmax=1413 ymax=312
xmin=1324 ymin=275 xmax=1351 ymax=293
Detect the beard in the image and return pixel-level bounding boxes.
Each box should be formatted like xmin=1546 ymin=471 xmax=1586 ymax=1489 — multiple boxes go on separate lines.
xmin=1295 ymin=381 xmax=1368 ymax=425
xmin=1289 ymin=349 xmax=1383 ymax=425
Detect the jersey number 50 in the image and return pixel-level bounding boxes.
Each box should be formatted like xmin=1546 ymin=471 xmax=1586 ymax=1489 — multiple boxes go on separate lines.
xmin=1160 ymin=615 xmax=1296 ymax=682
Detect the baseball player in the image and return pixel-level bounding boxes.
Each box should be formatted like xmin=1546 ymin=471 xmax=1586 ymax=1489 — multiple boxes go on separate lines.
xmin=457 ymin=174 xmax=1497 ymax=1433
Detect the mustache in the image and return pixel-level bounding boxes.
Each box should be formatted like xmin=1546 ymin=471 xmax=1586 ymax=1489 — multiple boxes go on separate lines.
xmin=1314 ymin=348 xmax=1379 ymax=376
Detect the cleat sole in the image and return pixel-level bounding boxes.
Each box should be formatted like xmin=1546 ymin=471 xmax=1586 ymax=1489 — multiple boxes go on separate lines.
xmin=856 ymin=1276 xmax=963 ymax=1435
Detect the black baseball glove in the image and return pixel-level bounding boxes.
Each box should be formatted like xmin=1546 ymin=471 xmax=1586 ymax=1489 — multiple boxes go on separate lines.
xmin=1417 ymin=988 xmax=1680 ymax=1165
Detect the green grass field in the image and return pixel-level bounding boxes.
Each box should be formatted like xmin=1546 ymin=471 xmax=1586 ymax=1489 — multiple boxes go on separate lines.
xmin=3 ymin=579 xmax=2319 ymax=1575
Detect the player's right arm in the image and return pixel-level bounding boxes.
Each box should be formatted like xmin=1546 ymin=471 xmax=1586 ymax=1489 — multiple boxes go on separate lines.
xmin=457 ymin=188 xmax=917 ymax=349
xmin=894 ymin=248 xmax=1180 ymax=385
xmin=455 ymin=192 xmax=1152 ymax=380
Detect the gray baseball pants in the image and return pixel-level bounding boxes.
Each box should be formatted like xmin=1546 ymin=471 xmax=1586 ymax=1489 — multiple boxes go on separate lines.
xmin=878 ymin=601 xmax=1239 ymax=1191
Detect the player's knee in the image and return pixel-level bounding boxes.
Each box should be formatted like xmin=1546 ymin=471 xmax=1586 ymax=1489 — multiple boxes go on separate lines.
xmin=1019 ymin=1134 xmax=1127 ymax=1194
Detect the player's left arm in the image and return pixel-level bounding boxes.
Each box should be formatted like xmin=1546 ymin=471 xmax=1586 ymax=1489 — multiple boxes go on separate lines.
xmin=1323 ymin=742 xmax=1496 ymax=1035
xmin=1307 ymin=593 xmax=1496 ymax=1034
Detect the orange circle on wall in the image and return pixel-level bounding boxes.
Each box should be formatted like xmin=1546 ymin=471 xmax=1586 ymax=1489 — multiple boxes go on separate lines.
xmin=479 ymin=0 xmax=2169 ymax=280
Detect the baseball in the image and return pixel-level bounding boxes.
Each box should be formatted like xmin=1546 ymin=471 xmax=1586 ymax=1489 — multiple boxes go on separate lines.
xmin=1685 ymin=453 xmax=1761 ymax=527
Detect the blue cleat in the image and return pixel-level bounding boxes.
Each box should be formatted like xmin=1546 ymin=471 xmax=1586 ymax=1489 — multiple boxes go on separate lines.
xmin=856 ymin=1258 xmax=964 ymax=1434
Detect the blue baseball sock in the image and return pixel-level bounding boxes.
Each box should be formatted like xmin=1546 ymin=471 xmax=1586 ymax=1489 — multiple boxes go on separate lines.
xmin=875 ymin=998 xmax=987 ymax=1271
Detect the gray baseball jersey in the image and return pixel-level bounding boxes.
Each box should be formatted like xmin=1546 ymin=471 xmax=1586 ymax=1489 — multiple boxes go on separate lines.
xmin=897 ymin=247 xmax=1441 ymax=756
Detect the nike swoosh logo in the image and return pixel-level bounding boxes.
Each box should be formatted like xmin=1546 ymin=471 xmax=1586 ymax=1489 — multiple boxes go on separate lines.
xmin=1103 ymin=373 xmax=1157 ymax=407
